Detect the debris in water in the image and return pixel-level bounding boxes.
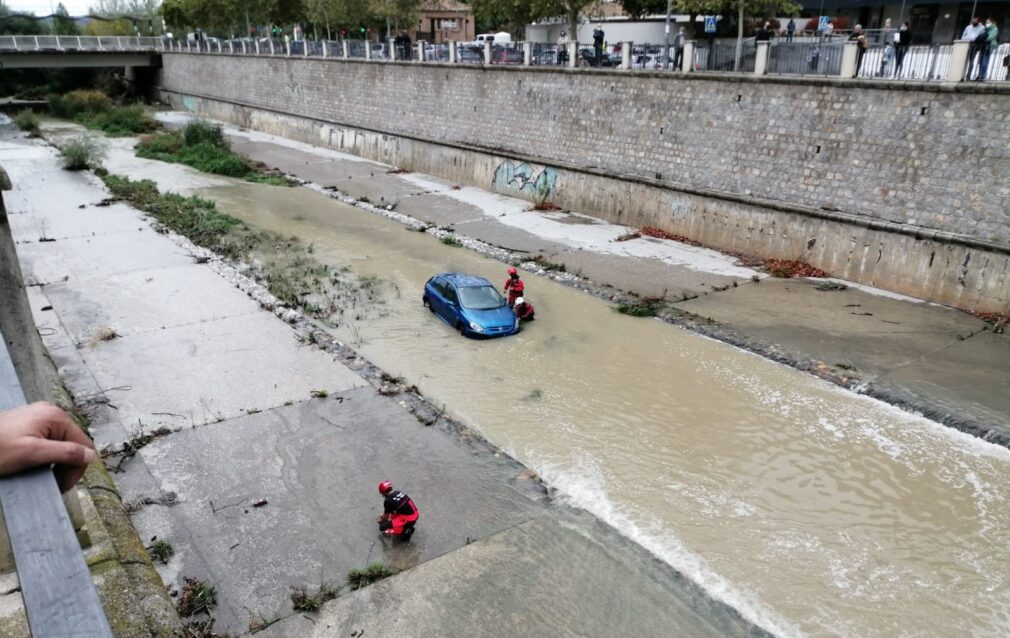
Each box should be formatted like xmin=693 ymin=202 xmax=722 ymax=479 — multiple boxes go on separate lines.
xmin=815 ymin=280 xmax=848 ymax=291
xmin=252 ymin=499 xmax=268 ymax=507
xmin=763 ymin=259 xmax=830 ymax=279
xmin=88 ymin=325 xmax=119 ymax=347
xmin=524 ymin=389 xmax=543 ymax=400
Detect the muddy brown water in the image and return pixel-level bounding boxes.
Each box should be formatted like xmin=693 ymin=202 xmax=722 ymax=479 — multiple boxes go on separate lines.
xmin=190 ymin=183 xmax=1010 ymax=638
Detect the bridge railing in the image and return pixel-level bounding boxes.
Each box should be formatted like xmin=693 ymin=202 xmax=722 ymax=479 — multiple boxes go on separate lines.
xmin=0 ymin=35 xmax=164 ymax=52
xmin=0 ymin=35 xmax=996 ymax=82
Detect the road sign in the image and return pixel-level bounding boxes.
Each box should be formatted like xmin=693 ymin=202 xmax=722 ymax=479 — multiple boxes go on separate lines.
xmin=704 ymin=16 xmax=717 ymax=33
xmin=817 ymin=16 xmax=830 ymax=31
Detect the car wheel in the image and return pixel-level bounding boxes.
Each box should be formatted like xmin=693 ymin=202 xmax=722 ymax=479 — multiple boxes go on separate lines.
xmin=423 ymin=296 xmax=432 ymax=312
xmin=457 ymin=322 xmax=466 ymax=337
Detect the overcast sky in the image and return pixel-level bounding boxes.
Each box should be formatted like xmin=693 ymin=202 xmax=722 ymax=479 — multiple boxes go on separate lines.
xmin=6 ymin=1 xmax=95 ymax=15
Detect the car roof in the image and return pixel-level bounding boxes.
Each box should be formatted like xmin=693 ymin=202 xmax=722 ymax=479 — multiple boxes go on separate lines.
xmin=437 ymin=273 xmax=492 ymax=288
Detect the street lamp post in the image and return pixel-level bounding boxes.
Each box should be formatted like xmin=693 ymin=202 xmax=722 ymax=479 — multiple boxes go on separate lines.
xmin=664 ymin=0 xmax=672 ymax=69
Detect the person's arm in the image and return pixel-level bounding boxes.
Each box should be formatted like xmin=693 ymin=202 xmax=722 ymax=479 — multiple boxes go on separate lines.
xmin=0 ymin=403 xmax=95 ymax=493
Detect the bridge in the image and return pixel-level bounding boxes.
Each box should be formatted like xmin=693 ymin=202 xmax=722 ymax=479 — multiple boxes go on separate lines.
xmin=0 ymin=35 xmax=165 ymax=68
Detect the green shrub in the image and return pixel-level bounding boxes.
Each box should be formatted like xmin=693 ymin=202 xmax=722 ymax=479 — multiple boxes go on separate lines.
xmin=183 ymin=119 xmax=228 ymax=148
xmin=13 ymin=110 xmax=40 ymax=137
xmin=49 ymin=89 xmax=112 ymax=118
xmin=60 ymin=134 xmax=106 ymax=171
xmin=83 ymin=104 xmax=158 ymax=137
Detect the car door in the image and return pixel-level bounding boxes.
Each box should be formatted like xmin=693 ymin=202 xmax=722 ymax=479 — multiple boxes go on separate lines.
xmin=427 ymin=277 xmax=447 ymax=317
xmin=441 ymin=283 xmax=461 ymax=326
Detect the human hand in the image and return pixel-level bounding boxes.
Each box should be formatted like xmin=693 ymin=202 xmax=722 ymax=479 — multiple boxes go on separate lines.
xmin=0 ymin=402 xmax=96 ymax=492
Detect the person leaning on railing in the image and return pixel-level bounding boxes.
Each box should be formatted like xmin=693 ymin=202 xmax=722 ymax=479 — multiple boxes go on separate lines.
xmin=0 ymin=403 xmax=95 ymax=492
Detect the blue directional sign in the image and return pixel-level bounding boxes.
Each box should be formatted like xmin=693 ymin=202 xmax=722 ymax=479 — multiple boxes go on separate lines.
xmin=704 ymin=16 xmax=717 ymax=33
xmin=817 ymin=15 xmax=830 ymax=31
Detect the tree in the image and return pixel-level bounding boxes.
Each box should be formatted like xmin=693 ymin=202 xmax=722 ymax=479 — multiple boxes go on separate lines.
xmin=90 ymin=0 xmax=162 ymax=16
xmin=620 ymin=0 xmax=666 ymax=20
xmin=52 ymin=3 xmax=80 ymax=35
xmin=0 ymin=0 xmax=46 ymax=35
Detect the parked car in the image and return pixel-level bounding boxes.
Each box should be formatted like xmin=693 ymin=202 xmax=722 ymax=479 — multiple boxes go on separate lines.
xmin=458 ymin=47 xmax=483 ymax=63
xmin=423 ymin=273 xmax=519 ymax=338
xmin=492 ymin=46 xmax=523 ymax=64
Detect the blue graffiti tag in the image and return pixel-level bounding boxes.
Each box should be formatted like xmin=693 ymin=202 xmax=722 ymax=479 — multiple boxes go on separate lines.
xmin=181 ymin=95 xmax=197 ymax=112
xmin=492 ymin=161 xmax=558 ymax=198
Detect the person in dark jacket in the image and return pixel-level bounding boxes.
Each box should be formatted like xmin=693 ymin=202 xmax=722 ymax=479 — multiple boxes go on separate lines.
xmin=894 ymin=22 xmax=911 ymax=77
xmin=513 ymin=297 xmax=535 ymax=321
xmin=376 ymin=481 xmax=419 ymax=540
xmin=756 ymin=22 xmax=772 ymax=42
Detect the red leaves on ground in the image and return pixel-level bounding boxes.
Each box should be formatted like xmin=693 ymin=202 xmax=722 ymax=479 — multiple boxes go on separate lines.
xmin=762 ymin=259 xmax=830 ymax=279
xmin=639 ymin=226 xmax=702 ymax=246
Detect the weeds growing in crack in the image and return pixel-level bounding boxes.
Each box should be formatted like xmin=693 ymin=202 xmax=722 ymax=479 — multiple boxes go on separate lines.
xmin=177 ymin=578 xmax=218 ymax=617
xmin=346 ymin=562 xmax=394 ymax=590
xmin=147 ymin=539 xmax=174 ymax=564
xmin=290 ymin=582 xmax=339 ymax=612
xmin=615 ymin=297 xmax=666 ymax=318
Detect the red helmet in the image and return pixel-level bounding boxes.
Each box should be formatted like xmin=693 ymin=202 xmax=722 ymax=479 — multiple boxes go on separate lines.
xmin=378 ymin=481 xmax=393 ymax=495
xmin=507 ymin=267 xmax=517 ymax=276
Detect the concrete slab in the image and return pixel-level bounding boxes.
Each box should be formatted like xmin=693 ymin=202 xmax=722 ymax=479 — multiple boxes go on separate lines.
xmin=78 ymin=311 xmax=366 ymax=443
xmin=14 ymin=228 xmax=194 ymax=285
xmin=259 ymin=516 xmax=745 ymax=638
xmin=227 ymin=138 xmax=385 ymax=185
xmin=675 ymin=277 xmax=1010 ymax=429
xmin=453 ymin=217 xmax=571 ymax=255
xmin=130 ymin=390 xmax=545 ymax=634
xmin=553 ymin=249 xmax=743 ymax=298
xmin=334 ymin=174 xmax=429 ymax=207
xmin=393 ymin=192 xmax=488 ymax=227
xmin=39 ymin=263 xmax=258 ymax=343
xmin=9 ymin=203 xmax=145 ymax=242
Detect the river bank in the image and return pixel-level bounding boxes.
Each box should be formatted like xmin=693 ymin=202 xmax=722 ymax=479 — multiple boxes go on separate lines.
xmin=0 ymin=124 xmax=768 ymax=636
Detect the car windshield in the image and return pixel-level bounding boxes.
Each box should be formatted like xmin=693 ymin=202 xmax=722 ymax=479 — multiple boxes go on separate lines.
xmin=458 ymin=285 xmax=505 ymax=310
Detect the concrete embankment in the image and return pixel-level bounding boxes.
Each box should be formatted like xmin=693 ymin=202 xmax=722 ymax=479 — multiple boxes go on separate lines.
xmin=0 ymin=128 xmax=768 ymax=636
xmin=0 ymin=151 xmax=181 ymax=635
xmin=154 ymin=54 xmax=1010 ymax=312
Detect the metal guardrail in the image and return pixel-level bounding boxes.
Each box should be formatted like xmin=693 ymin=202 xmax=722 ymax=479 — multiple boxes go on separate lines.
xmin=0 ymin=335 xmax=112 ymax=637
xmin=0 ymin=34 xmax=1000 ymax=82
xmin=0 ymin=35 xmax=164 ymax=51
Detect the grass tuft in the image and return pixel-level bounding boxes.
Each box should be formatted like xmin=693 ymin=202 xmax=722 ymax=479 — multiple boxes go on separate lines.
xmin=615 ymin=296 xmax=666 ymax=317
xmin=148 ymin=539 xmax=174 ymax=564
xmin=14 ymin=110 xmax=40 ymax=137
xmin=347 ymin=562 xmax=394 ymax=590
xmin=177 ymin=578 xmax=217 ymax=617
xmin=60 ymin=133 xmax=106 ymax=171
xmin=290 ymin=583 xmax=339 ymax=612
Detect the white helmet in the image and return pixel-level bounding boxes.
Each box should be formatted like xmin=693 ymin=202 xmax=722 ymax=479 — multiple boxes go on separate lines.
xmin=515 ymin=297 xmax=525 ymax=305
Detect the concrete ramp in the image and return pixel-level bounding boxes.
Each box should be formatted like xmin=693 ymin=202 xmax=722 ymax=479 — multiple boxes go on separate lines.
xmin=262 ymin=516 xmax=762 ymax=638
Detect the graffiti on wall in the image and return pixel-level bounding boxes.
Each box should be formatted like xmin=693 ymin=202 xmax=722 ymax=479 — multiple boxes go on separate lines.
xmin=181 ymin=95 xmax=197 ymax=112
xmin=492 ymin=161 xmax=558 ymax=199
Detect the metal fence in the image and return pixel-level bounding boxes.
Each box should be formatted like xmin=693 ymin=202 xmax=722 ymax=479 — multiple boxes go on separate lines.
xmin=769 ymin=42 xmax=845 ymax=76
xmin=693 ymin=41 xmax=756 ymax=72
xmin=0 ymin=35 xmax=1004 ymax=83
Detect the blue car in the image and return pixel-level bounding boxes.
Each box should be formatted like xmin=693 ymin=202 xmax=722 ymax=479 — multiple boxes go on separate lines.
xmin=423 ymin=273 xmax=519 ymax=338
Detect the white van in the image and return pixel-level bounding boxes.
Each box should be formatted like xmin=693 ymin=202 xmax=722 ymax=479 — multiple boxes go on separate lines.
xmin=475 ymin=32 xmax=512 ymax=44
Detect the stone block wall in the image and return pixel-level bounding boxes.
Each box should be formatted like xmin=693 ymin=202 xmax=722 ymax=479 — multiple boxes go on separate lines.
xmin=158 ymin=54 xmax=1010 ymax=248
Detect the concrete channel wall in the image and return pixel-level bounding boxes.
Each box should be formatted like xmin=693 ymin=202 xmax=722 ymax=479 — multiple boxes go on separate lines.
xmin=156 ymin=54 xmax=1010 ymax=312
